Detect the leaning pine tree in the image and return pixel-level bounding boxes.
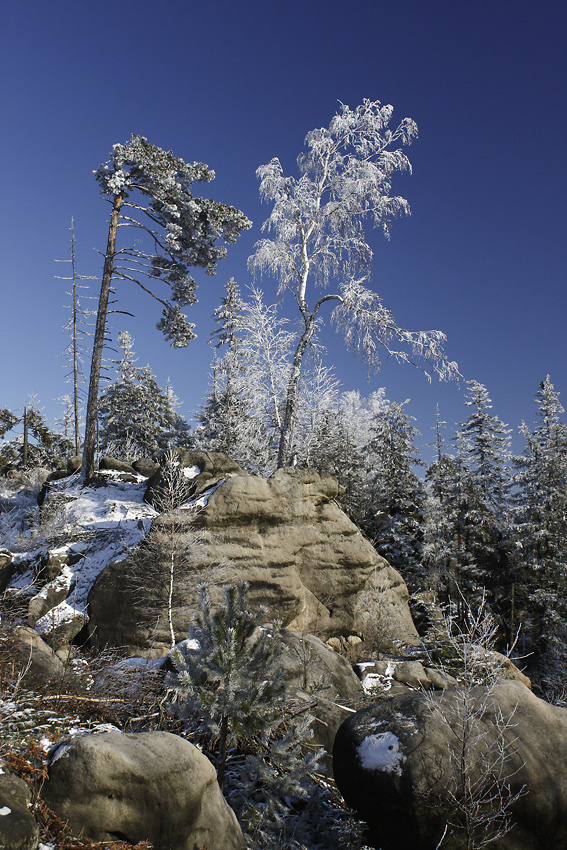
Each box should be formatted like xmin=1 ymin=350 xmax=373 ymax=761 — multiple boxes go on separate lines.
xmin=81 ymin=135 xmax=251 ymax=481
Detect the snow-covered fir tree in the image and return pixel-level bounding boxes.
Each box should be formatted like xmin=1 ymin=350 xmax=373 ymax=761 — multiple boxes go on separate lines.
xmin=363 ymin=399 xmax=425 ymax=590
xmin=512 ymin=376 xmax=567 ymax=694
xmin=98 ymin=331 xmax=190 ymax=458
xmin=455 ymin=381 xmax=512 ymax=610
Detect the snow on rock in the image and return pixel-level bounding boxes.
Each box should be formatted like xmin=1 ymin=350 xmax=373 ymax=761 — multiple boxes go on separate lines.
xmin=8 ymin=477 xmax=158 ymax=628
xmin=358 ymin=731 xmax=406 ymax=776
xmin=0 ymin=806 xmax=11 ymax=815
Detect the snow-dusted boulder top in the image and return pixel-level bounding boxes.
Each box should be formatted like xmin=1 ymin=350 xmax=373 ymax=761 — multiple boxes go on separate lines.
xmin=88 ymin=462 xmax=419 ymax=656
xmin=144 ymin=449 xmax=245 ymax=507
xmin=333 ymin=680 xmax=567 ymax=850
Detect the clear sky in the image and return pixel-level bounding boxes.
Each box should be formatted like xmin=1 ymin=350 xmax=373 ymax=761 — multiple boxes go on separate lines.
xmin=1 ymin=0 xmax=565 ymax=462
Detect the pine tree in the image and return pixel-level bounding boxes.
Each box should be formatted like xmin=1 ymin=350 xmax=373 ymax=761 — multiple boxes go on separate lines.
xmin=166 ymin=583 xmax=284 ymax=787
xmin=82 ymin=135 xmax=251 ymax=480
xmin=165 ymin=583 xmax=322 ymax=846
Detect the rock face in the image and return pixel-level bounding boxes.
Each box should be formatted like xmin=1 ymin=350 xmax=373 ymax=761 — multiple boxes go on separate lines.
xmin=333 ymin=680 xmax=567 ymax=850
xmin=0 ymin=772 xmax=39 ymax=850
xmin=41 ymin=731 xmax=245 ymax=850
xmin=88 ymin=464 xmax=418 ymax=656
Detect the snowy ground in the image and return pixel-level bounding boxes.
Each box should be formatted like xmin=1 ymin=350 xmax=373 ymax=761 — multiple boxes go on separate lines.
xmin=3 ymin=471 xmax=158 ymax=626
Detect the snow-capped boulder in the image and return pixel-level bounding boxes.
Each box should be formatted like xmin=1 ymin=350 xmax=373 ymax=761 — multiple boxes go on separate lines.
xmin=132 ymin=457 xmax=159 ymax=478
xmin=0 ymin=772 xmax=39 ymax=850
xmin=88 ymin=466 xmax=419 ymax=656
xmin=41 ymin=731 xmax=245 ymax=850
xmin=28 ymin=565 xmax=74 ymax=625
xmin=99 ymin=456 xmax=139 ymax=475
xmin=333 ymin=679 xmax=567 ymax=850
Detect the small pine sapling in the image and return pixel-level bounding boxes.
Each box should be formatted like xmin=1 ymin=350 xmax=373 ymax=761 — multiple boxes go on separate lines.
xmin=165 ymin=582 xmax=323 ymax=844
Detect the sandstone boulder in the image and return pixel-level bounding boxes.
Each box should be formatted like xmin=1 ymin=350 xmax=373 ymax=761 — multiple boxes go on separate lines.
xmin=67 ymin=455 xmax=82 ymax=473
xmin=132 ymin=457 xmax=160 ymax=478
xmin=0 ymin=772 xmax=39 ymax=850
xmin=278 ymin=629 xmax=364 ymax=755
xmin=41 ymin=731 xmax=245 ymax=850
xmin=28 ymin=566 xmax=74 ymax=625
xmin=99 ymin=456 xmax=139 ymax=475
xmin=333 ymin=679 xmax=567 ymax=850
xmin=89 ymin=466 xmax=418 ymax=656
xmin=7 ymin=626 xmax=64 ymax=686
xmin=0 ymin=548 xmax=14 ymax=593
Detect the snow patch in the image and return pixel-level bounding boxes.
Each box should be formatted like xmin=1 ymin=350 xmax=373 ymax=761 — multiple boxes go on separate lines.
xmin=182 ymin=465 xmax=200 ymax=479
xmin=0 ymin=807 xmax=11 ymax=816
xmin=358 ymin=731 xmax=406 ymax=775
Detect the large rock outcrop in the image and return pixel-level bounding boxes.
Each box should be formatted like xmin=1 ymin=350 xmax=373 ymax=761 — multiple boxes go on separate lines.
xmin=88 ymin=462 xmax=418 ymax=656
xmin=333 ymin=679 xmax=567 ymax=850
xmin=41 ymin=731 xmax=245 ymax=850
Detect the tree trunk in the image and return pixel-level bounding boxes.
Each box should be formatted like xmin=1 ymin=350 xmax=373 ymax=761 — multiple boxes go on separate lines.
xmin=81 ymin=193 xmax=124 ymax=482
xmin=70 ymin=221 xmax=81 ymax=456
xmin=22 ymin=407 xmax=28 ymax=467
xmin=216 ymin=714 xmax=229 ymax=791
xmin=277 ymin=322 xmax=314 ymax=468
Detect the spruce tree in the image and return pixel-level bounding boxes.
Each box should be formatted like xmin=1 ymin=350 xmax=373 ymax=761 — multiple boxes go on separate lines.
xmin=513 ymin=376 xmax=567 ymax=693
xmin=98 ymin=331 xmax=188 ymax=458
xmin=364 ymin=400 xmax=425 ymax=591
xmin=455 ymin=381 xmax=512 ymax=609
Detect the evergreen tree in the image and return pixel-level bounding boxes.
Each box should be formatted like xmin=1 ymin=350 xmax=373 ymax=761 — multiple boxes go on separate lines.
xmin=165 ymin=582 xmax=322 ymax=843
xmin=197 ymin=279 xmax=256 ymax=461
xmin=454 ymin=381 xmax=512 ymax=610
xmin=364 ymin=400 xmax=425 ymax=590
xmin=82 ymin=135 xmax=251 ymax=480
xmin=513 ymin=376 xmax=567 ymax=693
xmin=98 ymin=331 xmax=188 ymax=458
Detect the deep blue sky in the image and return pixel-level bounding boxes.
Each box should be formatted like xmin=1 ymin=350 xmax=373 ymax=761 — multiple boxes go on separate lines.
xmin=1 ymin=0 xmax=565 ymax=461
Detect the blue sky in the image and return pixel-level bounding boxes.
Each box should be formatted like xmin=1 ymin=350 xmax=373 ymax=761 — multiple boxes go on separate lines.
xmin=1 ymin=0 xmax=565 ymax=462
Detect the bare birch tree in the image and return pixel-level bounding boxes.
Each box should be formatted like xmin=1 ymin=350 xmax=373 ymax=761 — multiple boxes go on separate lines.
xmin=249 ymin=99 xmax=460 ymax=467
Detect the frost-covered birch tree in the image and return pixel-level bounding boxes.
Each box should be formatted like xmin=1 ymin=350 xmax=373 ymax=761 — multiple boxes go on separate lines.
xmin=249 ymin=99 xmax=459 ymax=467
xmin=81 ymin=135 xmax=251 ymax=481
